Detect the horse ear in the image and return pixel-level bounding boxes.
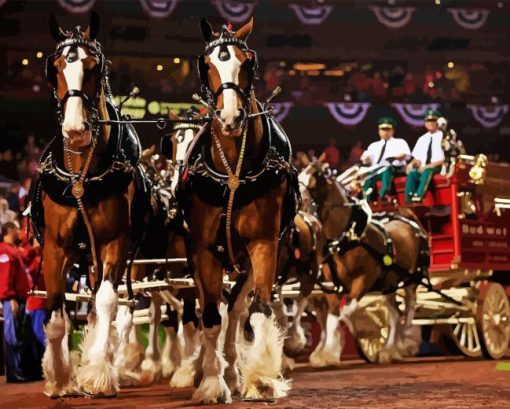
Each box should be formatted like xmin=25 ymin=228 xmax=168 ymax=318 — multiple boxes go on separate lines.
xmin=234 ymin=17 xmax=253 ymax=41
xmin=49 ymin=14 xmax=65 ymax=42
xmin=200 ymin=18 xmax=213 ymax=42
xmin=85 ymin=11 xmax=100 ymax=40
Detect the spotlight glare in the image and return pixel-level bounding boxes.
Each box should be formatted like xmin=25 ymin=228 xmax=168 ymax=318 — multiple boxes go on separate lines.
xmin=36 ymin=51 xmax=43 ymax=59
xmin=156 ymin=64 xmax=164 ymax=71
xmin=173 ymin=57 xmax=180 ymax=64
xmin=447 ymin=61 xmax=455 ymax=69
xmin=435 ymin=0 xmax=441 ymax=5
xmin=22 ymin=58 xmax=29 ymax=66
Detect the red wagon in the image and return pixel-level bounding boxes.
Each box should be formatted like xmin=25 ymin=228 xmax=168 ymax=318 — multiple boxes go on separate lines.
xmin=352 ymin=155 xmax=510 ymax=361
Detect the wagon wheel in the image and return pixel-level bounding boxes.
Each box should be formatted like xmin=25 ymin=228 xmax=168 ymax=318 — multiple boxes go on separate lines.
xmin=354 ymin=299 xmax=390 ymax=363
xmin=476 ymin=282 xmax=510 ymax=360
xmin=448 ymin=318 xmax=482 ymax=358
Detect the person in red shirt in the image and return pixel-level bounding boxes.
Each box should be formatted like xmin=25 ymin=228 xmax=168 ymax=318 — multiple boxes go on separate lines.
xmin=320 ymin=137 xmax=341 ymax=169
xmin=0 ymin=221 xmax=33 ymax=382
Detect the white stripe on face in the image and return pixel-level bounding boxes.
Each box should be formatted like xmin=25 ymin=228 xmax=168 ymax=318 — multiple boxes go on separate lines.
xmin=175 ymin=128 xmax=195 ymax=163
xmin=61 ymin=45 xmax=89 ymax=143
xmin=209 ymin=45 xmax=242 ymax=129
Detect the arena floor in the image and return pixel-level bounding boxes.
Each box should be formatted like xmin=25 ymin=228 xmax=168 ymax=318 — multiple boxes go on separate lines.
xmin=1 ymin=357 xmax=509 ymax=409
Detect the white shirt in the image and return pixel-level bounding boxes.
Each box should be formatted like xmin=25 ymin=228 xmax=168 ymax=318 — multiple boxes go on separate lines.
xmin=362 ymin=137 xmax=411 ymax=167
xmin=412 ymin=130 xmax=445 ymax=165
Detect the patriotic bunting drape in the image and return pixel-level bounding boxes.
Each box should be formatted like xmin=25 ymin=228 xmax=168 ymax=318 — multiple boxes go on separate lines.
xmin=211 ymin=0 xmax=258 ymax=24
xmin=324 ymin=102 xmax=372 ymax=126
xmin=391 ymin=103 xmax=440 ymax=127
xmin=56 ymin=0 xmax=97 ymax=14
xmin=467 ymin=105 xmax=509 ymax=129
xmin=448 ymin=8 xmax=490 ymax=30
xmin=288 ymin=3 xmax=334 ymax=25
xmin=369 ymin=6 xmax=416 ymax=29
xmin=271 ymin=102 xmax=294 ymax=123
xmin=138 ymin=0 xmax=179 ymax=19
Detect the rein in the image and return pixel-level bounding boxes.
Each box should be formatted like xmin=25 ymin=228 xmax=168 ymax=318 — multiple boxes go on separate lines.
xmin=211 ymin=123 xmax=248 ymax=272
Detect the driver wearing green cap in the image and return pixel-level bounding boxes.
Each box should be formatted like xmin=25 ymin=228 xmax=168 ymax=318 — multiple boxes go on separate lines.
xmin=362 ymin=117 xmax=411 ymax=202
xmin=405 ymin=109 xmax=445 ymax=203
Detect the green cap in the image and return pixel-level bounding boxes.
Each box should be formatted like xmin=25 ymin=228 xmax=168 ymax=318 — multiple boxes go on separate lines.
xmin=424 ymin=109 xmax=441 ymax=121
xmin=378 ymin=116 xmax=396 ymax=129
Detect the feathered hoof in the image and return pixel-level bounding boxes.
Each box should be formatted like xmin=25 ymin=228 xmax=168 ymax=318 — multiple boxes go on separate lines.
xmin=282 ymin=354 xmax=296 ymax=371
xmin=162 ymin=359 xmax=177 ymax=379
xmin=170 ymin=362 xmax=196 ymax=388
xmin=140 ymin=359 xmax=162 ymax=385
xmin=376 ymin=348 xmax=403 ymax=364
xmin=43 ymin=381 xmax=79 ymax=399
xmin=284 ymin=327 xmax=306 ymax=357
xmin=309 ymin=348 xmax=340 ymax=367
xmin=242 ymin=376 xmax=291 ymax=401
xmin=192 ymin=375 xmax=232 ymax=404
xmin=224 ymin=366 xmax=240 ymax=395
xmin=118 ymin=370 xmax=143 ymax=388
xmin=77 ymin=360 xmax=119 ymax=398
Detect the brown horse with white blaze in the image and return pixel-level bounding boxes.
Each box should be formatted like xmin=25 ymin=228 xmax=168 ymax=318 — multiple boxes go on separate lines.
xmin=179 ymin=18 xmax=299 ymax=403
xmin=31 ymin=13 xmax=147 ymax=397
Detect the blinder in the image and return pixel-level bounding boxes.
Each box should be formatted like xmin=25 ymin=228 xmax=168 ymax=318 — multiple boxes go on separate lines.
xmin=197 ymin=36 xmax=258 ymax=109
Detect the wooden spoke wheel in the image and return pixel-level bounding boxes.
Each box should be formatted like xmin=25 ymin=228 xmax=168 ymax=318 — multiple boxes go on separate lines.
xmin=354 ymin=300 xmax=390 ymax=363
xmin=449 ymin=319 xmax=482 ymax=358
xmin=476 ymin=282 xmax=510 ymax=360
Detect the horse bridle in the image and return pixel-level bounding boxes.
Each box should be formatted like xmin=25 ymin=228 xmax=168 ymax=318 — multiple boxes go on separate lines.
xmin=197 ymin=27 xmax=258 ymax=118
xmin=46 ymin=29 xmax=107 ymax=150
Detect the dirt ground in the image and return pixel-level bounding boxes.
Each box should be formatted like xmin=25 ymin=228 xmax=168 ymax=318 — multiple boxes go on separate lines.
xmin=1 ymin=357 xmax=510 ymax=409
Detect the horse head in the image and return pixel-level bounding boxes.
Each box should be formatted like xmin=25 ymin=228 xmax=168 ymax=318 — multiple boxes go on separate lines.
xmin=198 ymin=18 xmax=257 ymax=137
xmin=298 ymin=163 xmax=353 ymax=240
xmin=47 ymin=12 xmax=107 ymax=151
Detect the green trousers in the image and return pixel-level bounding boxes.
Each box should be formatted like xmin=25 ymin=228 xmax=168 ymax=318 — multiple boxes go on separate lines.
xmin=405 ymin=166 xmax=440 ymax=203
xmin=363 ymin=166 xmax=394 ymax=200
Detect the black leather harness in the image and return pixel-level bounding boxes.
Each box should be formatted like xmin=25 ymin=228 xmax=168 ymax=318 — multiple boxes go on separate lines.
xmin=179 ymin=107 xmax=300 ymax=269
xmin=30 ymin=100 xmax=150 ymax=248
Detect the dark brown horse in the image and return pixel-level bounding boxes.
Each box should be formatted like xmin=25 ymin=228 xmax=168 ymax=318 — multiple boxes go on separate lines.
xmin=298 ymin=163 xmax=428 ymax=362
xmin=178 ymin=18 xmax=299 ymax=402
xmin=31 ymin=14 xmax=147 ymax=397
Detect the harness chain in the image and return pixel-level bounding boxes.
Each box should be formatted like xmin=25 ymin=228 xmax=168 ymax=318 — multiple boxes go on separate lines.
xmin=211 ymin=124 xmax=248 ymax=272
xmin=64 ymin=138 xmax=101 ymax=277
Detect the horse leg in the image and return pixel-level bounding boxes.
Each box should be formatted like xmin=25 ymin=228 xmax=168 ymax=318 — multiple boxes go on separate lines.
xmin=241 ymin=240 xmax=290 ymax=400
xmin=224 ymin=272 xmax=253 ymax=393
xmin=170 ymin=298 xmax=201 ymax=387
xmin=397 ymin=284 xmax=420 ymax=357
xmin=161 ymin=307 xmax=182 ymax=378
xmin=284 ymin=294 xmax=308 ymax=356
xmin=378 ymin=294 xmax=403 ymax=363
xmin=192 ymin=249 xmax=231 ymax=404
xmin=114 ymin=305 xmax=143 ymax=386
xmin=140 ymin=292 xmax=163 ymax=384
xmin=77 ymin=237 xmax=127 ymax=397
xmin=272 ymin=288 xmax=296 ymax=371
xmin=310 ymin=297 xmax=341 ymax=367
xmin=42 ymin=242 xmax=74 ymax=398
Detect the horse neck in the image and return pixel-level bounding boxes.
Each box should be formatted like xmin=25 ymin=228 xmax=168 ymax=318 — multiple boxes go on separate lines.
xmin=211 ymin=96 xmax=263 ymax=173
xmin=322 ymin=178 xmax=354 ymax=240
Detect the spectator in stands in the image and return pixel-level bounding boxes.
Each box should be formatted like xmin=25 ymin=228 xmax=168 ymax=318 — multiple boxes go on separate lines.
xmin=320 ymin=137 xmax=341 ymax=169
xmin=0 ymin=221 xmax=33 ymax=382
xmin=361 ymin=117 xmax=411 ymax=202
xmin=405 ymin=109 xmax=445 ymax=203
xmin=348 ymin=141 xmax=364 ymax=166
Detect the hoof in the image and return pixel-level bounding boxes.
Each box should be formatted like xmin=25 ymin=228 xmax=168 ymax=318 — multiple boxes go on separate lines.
xmin=242 ymin=377 xmax=291 ymax=400
xmin=284 ymin=326 xmax=306 ymax=356
xmin=309 ymin=348 xmax=340 ymax=367
xmin=140 ymin=359 xmax=162 ymax=385
xmin=43 ymin=382 xmax=79 ymax=399
xmin=192 ymin=375 xmax=232 ymax=404
xmin=170 ymin=362 xmax=196 ymax=388
xmin=77 ymin=360 xmax=119 ymax=397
